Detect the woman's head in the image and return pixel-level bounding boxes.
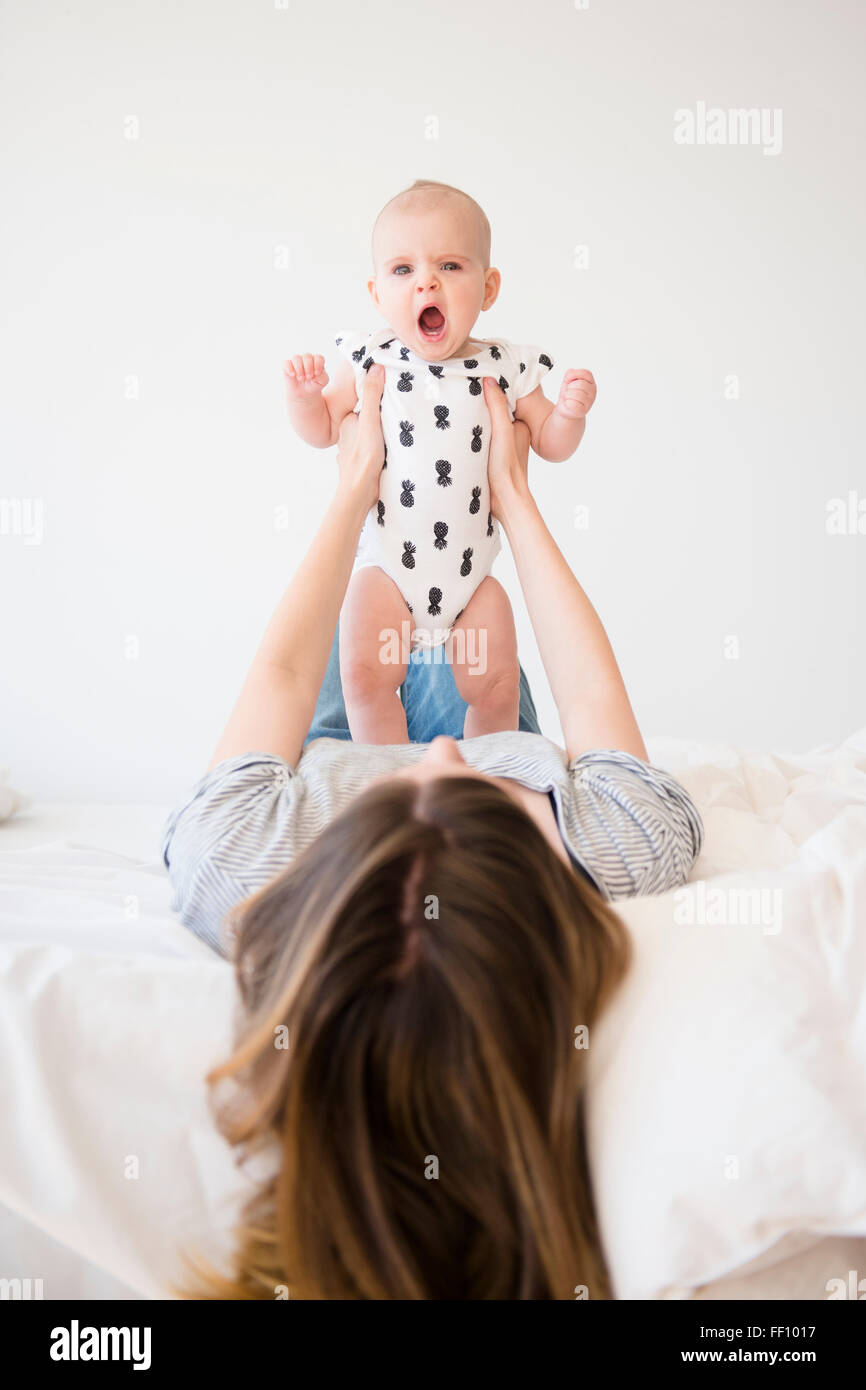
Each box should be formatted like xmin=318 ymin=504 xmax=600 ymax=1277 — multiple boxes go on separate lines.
xmin=182 ymin=743 xmax=632 ymax=1300
xmin=369 ymin=179 xmax=500 ymax=362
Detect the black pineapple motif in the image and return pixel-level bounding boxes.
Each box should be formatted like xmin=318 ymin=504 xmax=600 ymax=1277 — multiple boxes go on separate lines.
xmin=428 ymin=364 xmax=444 ymax=378
xmin=539 ymin=353 xmax=553 ymax=369
xmin=519 ymin=361 xmax=526 ymax=374
xmin=471 ymin=425 xmax=483 ymax=453
xmin=435 ymin=459 xmax=452 ymax=487
xmin=377 ymin=501 xmax=385 ymax=526
xmin=380 ymin=338 xmax=396 ymax=349
xmin=402 ymin=541 xmax=416 ymax=569
xmin=489 ymin=345 xmax=501 ymax=361
xmin=463 ymin=358 xmax=478 ymax=369
xmin=397 ymin=371 xmax=414 ymax=392
xmin=469 ymin=486 xmax=481 ymax=514
xmin=428 ymin=587 xmax=442 ymax=617
xmin=433 ymin=521 xmax=448 ymax=550
xmin=487 ymin=511 xmax=494 ymax=537
xmin=400 ymin=479 xmax=416 ymax=507
xmin=399 ymin=420 xmax=414 ymax=446
xmin=460 ymin=547 xmax=473 ymax=576
xmin=498 ymin=375 xmax=509 ymax=391
xmin=362 ymin=357 xmax=375 ymax=372
xmin=468 ymin=377 xmax=481 ymax=395
xmin=351 ymin=345 xmax=366 ymax=362
xmin=383 ymin=442 xmax=388 ymax=469
xmin=433 ymin=405 xmax=450 ymax=430
xmin=399 ymin=347 xmax=410 ymax=361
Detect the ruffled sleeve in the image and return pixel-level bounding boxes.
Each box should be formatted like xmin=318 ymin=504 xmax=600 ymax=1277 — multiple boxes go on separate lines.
xmin=500 ymin=340 xmax=555 ymax=400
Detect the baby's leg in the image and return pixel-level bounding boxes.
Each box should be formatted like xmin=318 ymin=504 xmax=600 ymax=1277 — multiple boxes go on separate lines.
xmin=339 ymin=565 xmax=411 ymax=744
xmin=447 ymin=576 xmax=521 ymax=738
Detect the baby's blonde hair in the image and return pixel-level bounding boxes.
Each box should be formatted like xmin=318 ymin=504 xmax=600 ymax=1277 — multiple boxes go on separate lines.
xmin=372 ymin=180 xmax=492 ymax=271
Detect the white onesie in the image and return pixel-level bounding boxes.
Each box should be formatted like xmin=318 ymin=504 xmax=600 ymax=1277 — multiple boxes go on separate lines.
xmin=335 ymin=327 xmax=554 ymax=650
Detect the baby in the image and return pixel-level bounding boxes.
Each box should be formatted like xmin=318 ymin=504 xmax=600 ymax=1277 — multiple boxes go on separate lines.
xmin=283 ymin=179 xmax=596 ymax=744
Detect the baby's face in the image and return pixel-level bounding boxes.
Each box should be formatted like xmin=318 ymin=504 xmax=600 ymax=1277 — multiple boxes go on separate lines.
xmin=368 ymin=205 xmax=499 ymax=361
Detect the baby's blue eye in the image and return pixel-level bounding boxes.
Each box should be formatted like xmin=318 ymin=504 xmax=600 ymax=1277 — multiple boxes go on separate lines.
xmin=392 ymin=262 xmax=461 ymax=274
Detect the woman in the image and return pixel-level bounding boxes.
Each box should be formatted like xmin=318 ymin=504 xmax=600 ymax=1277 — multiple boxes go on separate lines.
xmin=162 ymin=367 xmax=703 ymax=1300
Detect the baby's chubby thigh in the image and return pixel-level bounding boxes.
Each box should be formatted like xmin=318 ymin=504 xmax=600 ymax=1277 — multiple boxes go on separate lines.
xmin=339 ymin=563 xmax=412 ymax=700
xmin=446 ymin=575 xmax=520 ymax=708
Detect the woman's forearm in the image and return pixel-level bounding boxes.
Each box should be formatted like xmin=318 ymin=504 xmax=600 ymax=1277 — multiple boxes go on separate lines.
xmin=254 ymin=482 xmax=370 ymax=691
xmin=497 ymin=483 xmax=648 ymax=761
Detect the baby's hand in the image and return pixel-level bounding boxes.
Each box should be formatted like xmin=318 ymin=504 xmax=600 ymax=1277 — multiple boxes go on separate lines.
xmin=284 ymin=353 xmax=329 ymax=405
xmin=556 ymin=368 xmax=597 ymax=420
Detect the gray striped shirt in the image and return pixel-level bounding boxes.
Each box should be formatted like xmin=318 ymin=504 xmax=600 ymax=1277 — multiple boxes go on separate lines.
xmin=160 ymin=732 xmax=704 ymax=956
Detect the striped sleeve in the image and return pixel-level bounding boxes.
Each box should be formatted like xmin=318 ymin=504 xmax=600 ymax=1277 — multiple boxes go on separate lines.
xmin=159 ymin=752 xmax=298 ymax=955
xmin=566 ymin=749 xmax=704 ymax=899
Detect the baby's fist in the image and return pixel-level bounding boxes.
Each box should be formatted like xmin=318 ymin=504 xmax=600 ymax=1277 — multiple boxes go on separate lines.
xmin=556 ymin=368 xmax=597 ymax=420
xmin=284 ymin=353 xmax=329 ymax=403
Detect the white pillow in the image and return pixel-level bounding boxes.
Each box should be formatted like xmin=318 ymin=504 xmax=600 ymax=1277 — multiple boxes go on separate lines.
xmin=586 ymin=808 xmax=866 ymax=1299
xmin=0 ymin=768 xmax=29 ymax=822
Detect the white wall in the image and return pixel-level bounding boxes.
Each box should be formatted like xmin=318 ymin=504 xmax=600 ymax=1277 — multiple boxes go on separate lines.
xmin=1 ymin=0 xmax=863 ymax=801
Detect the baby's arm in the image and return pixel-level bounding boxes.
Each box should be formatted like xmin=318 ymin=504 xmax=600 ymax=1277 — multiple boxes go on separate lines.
xmin=283 ymin=353 xmax=358 ymax=448
xmin=513 ymin=369 xmax=597 ymax=463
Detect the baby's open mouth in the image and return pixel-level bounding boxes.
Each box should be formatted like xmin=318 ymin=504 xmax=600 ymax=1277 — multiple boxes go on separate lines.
xmin=418 ymin=305 xmax=447 ymax=341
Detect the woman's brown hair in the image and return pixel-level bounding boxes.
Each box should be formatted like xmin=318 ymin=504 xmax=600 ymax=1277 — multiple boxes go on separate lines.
xmin=176 ymin=771 xmax=632 ymax=1300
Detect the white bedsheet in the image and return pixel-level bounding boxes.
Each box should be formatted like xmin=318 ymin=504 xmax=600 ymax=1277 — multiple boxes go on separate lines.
xmin=1 ymin=730 xmax=864 ymax=1300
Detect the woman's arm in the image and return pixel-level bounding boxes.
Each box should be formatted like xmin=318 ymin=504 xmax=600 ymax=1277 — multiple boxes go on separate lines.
xmin=206 ymin=365 xmax=386 ymax=772
xmin=482 ymin=377 xmax=648 ymax=765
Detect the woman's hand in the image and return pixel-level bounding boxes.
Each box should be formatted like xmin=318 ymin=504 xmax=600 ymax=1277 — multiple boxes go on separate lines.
xmin=482 ymin=376 xmax=532 ymax=521
xmin=334 ymin=364 xmax=386 ymax=511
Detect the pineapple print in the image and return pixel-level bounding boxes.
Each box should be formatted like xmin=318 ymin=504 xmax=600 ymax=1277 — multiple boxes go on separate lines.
xmin=377 ymin=501 xmax=385 ymax=526
xmin=402 ymin=540 xmax=416 ymax=569
xmin=433 ymin=405 xmax=450 ymax=430
xmin=498 ymin=375 xmax=509 ymax=391
xmin=487 ymin=511 xmax=494 ymax=537
xmin=539 ymin=352 xmax=553 ymax=369
xmin=362 ymin=357 xmax=374 ymax=372
xmin=460 ymin=547 xmax=473 ymax=577
xmin=351 ymin=344 xmax=366 ymax=363
xmin=428 ymin=364 xmax=444 ymax=378
xmin=400 ymin=479 xmax=416 ymax=507
xmin=399 ymin=420 xmax=415 ymax=446
xmin=428 ymin=587 xmax=442 ymax=617
xmin=489 ymin=345 xmax=501 ymax=361
xmin=468 ymin=377 xmax=481 ymax=396
xmin=463 ymin=358 xmax=478 ymax=369
xmin=399 ymin=346 xmax=410 ymax=361
xmin=471 ymin=425 xmax=482 ymax=453
xmin=469 ymin=486 xmax=481 ymax=515
xmin=435 ymin=459 xmax=452 ymax=487
xmin=397 ymin=371 xmax=413 ymax=392
xmin=433 ymin=521 xmax=448 ymax=551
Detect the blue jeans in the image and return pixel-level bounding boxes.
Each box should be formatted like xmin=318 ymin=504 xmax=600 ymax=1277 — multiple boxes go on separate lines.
xmin=303 ymin=616 xmax=543 ymax=745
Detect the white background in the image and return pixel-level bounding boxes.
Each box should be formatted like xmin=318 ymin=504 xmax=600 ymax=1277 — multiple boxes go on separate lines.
xmin=1 ymin=0 xmax=863 ymax=801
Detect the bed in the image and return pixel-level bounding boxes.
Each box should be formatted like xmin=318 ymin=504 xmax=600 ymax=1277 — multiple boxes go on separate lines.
xmin=1 ymin=728 xmax=864 ymax=1301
